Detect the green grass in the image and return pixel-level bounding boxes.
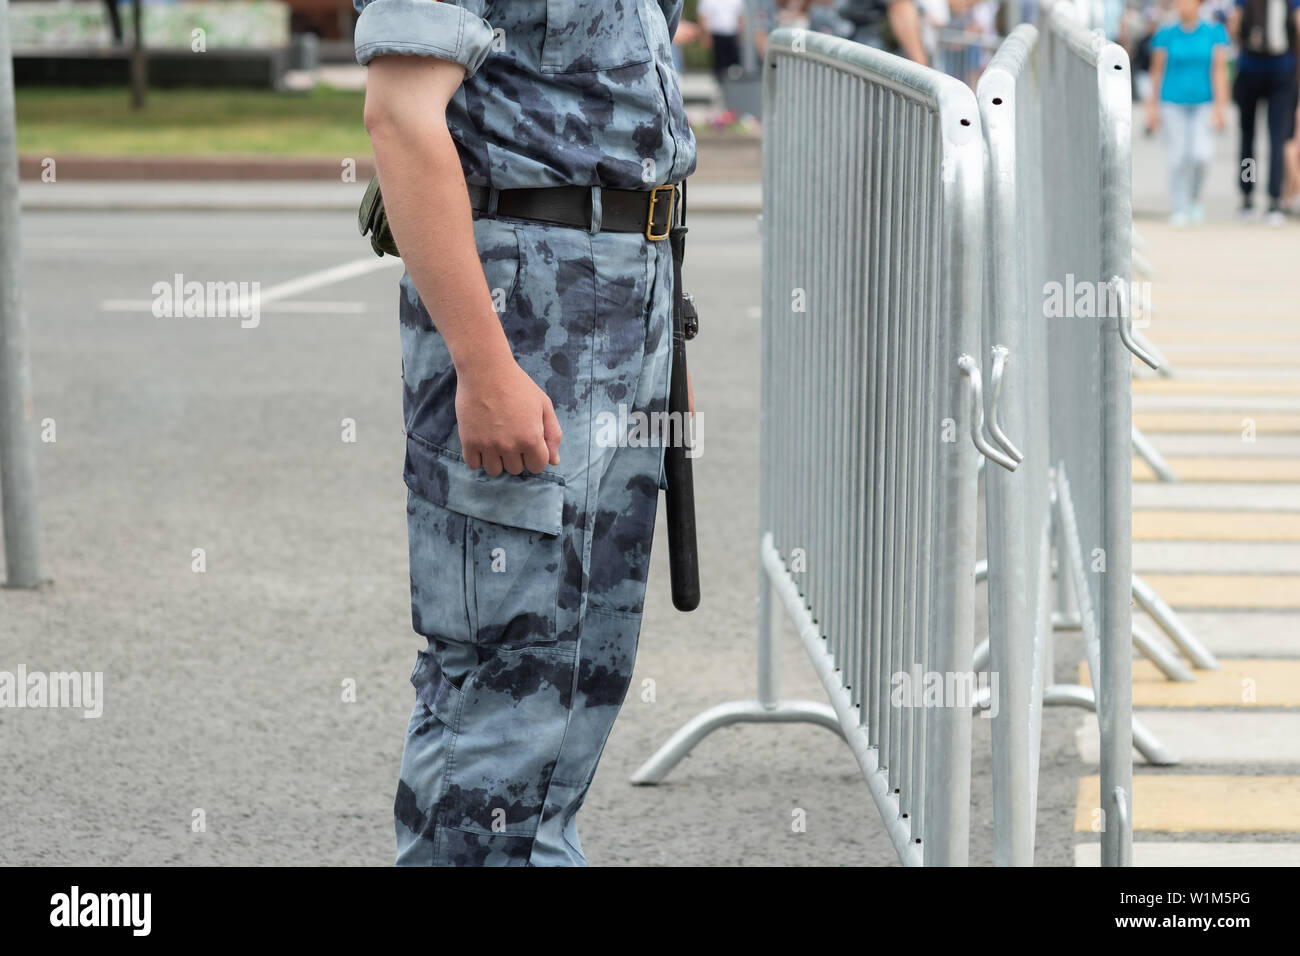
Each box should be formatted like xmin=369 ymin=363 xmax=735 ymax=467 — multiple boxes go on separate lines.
xmin=15 ymin=86 xmax=372 ymax=158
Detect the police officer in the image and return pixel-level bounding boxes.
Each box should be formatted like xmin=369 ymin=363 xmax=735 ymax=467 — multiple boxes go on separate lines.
xmin=352 ymin=0 xmax=695 ymax=865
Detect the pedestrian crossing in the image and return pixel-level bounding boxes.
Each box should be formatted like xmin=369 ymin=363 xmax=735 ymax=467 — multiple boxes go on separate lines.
xmin=1072 ymin=221 xmax=1300 ymax=866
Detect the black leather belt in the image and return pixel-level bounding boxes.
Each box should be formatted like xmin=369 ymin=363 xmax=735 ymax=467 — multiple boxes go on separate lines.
xmin=467 ymin=183 xmax=677 ymax=241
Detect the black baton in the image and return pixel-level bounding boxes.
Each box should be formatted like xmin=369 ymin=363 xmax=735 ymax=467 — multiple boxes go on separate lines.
xmin=665 ymin=186 xmax=699 ymax=612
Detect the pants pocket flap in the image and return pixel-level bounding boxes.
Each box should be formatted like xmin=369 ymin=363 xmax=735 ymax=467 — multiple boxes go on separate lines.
xmin=405 ymin=432 xmax=565 ymax=536
xmin=411 ymin=649 xmax=463 ymax=722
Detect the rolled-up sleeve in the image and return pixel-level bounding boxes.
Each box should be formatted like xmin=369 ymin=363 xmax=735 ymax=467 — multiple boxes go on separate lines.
xmin=353 ymin=0 xmax=494 ymax=76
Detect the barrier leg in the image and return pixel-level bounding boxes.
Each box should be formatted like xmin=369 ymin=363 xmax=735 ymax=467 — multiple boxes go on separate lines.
xmin=1132 ymin=573 xmax=1219 ymax=670
xmin=630 ymin=552 xmax=843 ymax=786
xmin=629 ymin=699 xmax=844 ymax=785
xmin=1131 ymin=327 xmax=1174 ymax=378
xmin=1054 ymin=472 xmax=1133 ymax=865
xmin=1131 ymin=624 xmax=1197 ymax=682
xmin=1132 ymin=425 xmax=1178 ymax=483
xmin=972 ymin=683 xmax=1176 ymax=765
xmin=1132 ymin=248 xmax=1155 ymax=279
xmin=1040 ymin=684 xmax=1178 ymax=766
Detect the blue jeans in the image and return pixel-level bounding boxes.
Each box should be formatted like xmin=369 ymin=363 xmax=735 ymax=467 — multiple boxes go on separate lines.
xmin=1162 ymin=102 xmax=1212 ymax=216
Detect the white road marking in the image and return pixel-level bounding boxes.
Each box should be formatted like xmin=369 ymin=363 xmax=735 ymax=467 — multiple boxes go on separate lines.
xmin=1133 ymin=483 xmax=1300 ymax=512
xmin=1135 ymin=542 xmax=1300 ymax=574
xmin=255 ymin=256 xmax=402 ymax=305
xmin=1075 ymin=842 xmax=1300 ymax=866
xmin=1133 ymin=394 xmax=1300 ymax=412
xmin=101 ymin=300 xmax=368 ymax=314
xmin=1076 ymin=713 xmax=1300 ymax=765
xmin=100 ymin=255 xmax=402 ymax=315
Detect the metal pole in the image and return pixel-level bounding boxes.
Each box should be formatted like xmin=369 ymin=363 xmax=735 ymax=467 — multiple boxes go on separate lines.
xmin=0 ymin=0 xmax=43 ymax=589
xmin=1097 ymin=37 xmax=1134 ymax=867
xmin=756 ymin=560 xmax=778 ymax=708
xmin=130 ymin=0 xmax=147 ymax=109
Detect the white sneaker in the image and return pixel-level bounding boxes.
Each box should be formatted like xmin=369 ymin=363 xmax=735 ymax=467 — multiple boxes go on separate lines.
xmin=1171 ymin=211 xmax=1189 ymax=227
xmin=1189 ymin=204 xmax=1205 ymax=224
xmin=1267 ymin=209 xmax=1285 ymax=227
xmin=1239 ymin=204 xmax=1258 ymax=221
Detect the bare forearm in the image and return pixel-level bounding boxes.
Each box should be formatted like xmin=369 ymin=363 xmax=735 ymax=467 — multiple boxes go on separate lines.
xmin=362 ymin=56 xmax=560 ymax=476
xmin=368 ymin=121 xmax=512 ymax=378
xmin=888 ymin=2 xmax=928 ymax=65
xmin=1213 ymin=55 xmax=1229 ymax=109
xmin=1147 ymin=52 xmax=1165 ymax=109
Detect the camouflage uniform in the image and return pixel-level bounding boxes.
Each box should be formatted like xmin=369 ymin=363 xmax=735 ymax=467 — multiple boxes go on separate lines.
xmin=352 ymin=0 xmax=696 ymax=865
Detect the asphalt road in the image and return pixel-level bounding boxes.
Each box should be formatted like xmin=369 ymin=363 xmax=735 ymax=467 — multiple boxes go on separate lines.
xmin=1 ymin=208 xmax=1084 ymax=866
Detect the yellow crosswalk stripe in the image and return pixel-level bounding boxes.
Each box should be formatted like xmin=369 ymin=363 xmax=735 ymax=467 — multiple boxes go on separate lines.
xmin=1143 ymin=329 xmax=1300 ymax=345
xmin=1136 ymin=574 xmax=1300 ymax=609
xmin=1076 ymin=775 xmax=1300 ymax=832
xmin=1147 ymin=308 xmax=1300 ymax=318
xmin=1134 ymin=457 xmax=1300 ymax=481
xmin=1079 ymin=659 xmax=1300 ymax=707
xmin=1132 ymin=379 xmax=1300 ymax=396
xmin=1136 ymin=352 xmax=1300 ymax=369
xmin=1133 ymin=511 xmax=1300 ymax=541
xmin=1133 ymin=412 xmax=1300 ymax=433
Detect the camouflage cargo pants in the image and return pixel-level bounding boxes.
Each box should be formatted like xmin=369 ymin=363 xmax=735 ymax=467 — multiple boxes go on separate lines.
xmin=393 ymin=212 xmax=673 ymax=866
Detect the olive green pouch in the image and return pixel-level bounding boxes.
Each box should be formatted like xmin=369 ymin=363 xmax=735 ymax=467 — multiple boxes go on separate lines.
xmin=358 ymin=174 xmax=400 ymax=258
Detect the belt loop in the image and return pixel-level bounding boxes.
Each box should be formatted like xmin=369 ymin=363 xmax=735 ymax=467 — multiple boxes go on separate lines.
xmin=588 ymin=185 xmax=602 ymax=236
xmin=486 ymin=186 xmax=500 ymax=218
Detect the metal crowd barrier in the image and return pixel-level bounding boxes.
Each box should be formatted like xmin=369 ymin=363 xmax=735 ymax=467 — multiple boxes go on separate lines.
xmin=969 ymin=5 xmax=1216 ymax=867
xmin=633 ymin=27 xmax=995 ymax=866
xmin=974 ymin=24 xmax=1051 ymax=867
xmin=1036 ymin=6 xmax=1136 ymax=868
xmin=633 ymin=6 xmax=1216 ymax=868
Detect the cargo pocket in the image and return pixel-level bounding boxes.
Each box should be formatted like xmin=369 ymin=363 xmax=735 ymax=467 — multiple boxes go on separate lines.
xmin=440 ymin=826 xmax=535 ymax=866
xmin=467 ymin=516 xmax=562 ymax=647
xmin=409 ymin=647 xmax=465 ymax=729
xmin=540 ymin=0 xmax=653 ymax=73
xmin=406 ymin=433 xmax=565 ymax=650
xmin=406 ymin=490 xmax=473 ymax=646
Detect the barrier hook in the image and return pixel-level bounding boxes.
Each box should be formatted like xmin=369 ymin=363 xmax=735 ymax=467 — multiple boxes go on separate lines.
xmin=957 ymin=355 xmax=1018 ymax=472
xmin=1109 ymin=275 xmax=1160 ymax=370
xmin=987 ymin=345 xmax=1025 ymax=464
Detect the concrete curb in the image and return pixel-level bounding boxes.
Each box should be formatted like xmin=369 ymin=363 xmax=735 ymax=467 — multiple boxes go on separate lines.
xmin=19 ymin=154 xmax=377 ymax=182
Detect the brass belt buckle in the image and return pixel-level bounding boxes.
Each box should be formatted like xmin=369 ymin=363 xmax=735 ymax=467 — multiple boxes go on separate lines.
xmin=645 ymin=184 xmax=675 ymax=241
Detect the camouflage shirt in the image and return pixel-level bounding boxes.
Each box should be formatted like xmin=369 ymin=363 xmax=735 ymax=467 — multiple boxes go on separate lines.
xmin=353 ymin=0 xmax=697 ymax=190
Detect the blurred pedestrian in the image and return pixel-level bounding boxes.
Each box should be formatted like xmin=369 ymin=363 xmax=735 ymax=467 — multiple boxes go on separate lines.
xmin=1284 ymin=99 xmax=1300 ymax=211
xmin=837 ymin=0 xmax=930 ymax=63
xmin=1146 ymin=0 xmax=1231 ymax=225
xmin=699 ymin=0 xmax=747 ymax=80
xmin=1229 ymin=0 xmax=1300 ymax=224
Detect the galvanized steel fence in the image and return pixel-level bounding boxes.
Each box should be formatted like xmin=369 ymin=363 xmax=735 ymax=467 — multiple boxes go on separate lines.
xmin=634 ymin=27 xmax=995 ymax=867
xmin=633 ymin=5 xmax=1211 ymax=867
xmin=974 ymin=24 xmax=1050 ymax=867
xmin=973 ymin=7 xmax=1217 ymax=866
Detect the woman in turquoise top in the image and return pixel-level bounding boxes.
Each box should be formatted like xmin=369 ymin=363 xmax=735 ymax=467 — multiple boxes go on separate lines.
xmin=1146 ymin=0 xmax=1232 ymax=225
